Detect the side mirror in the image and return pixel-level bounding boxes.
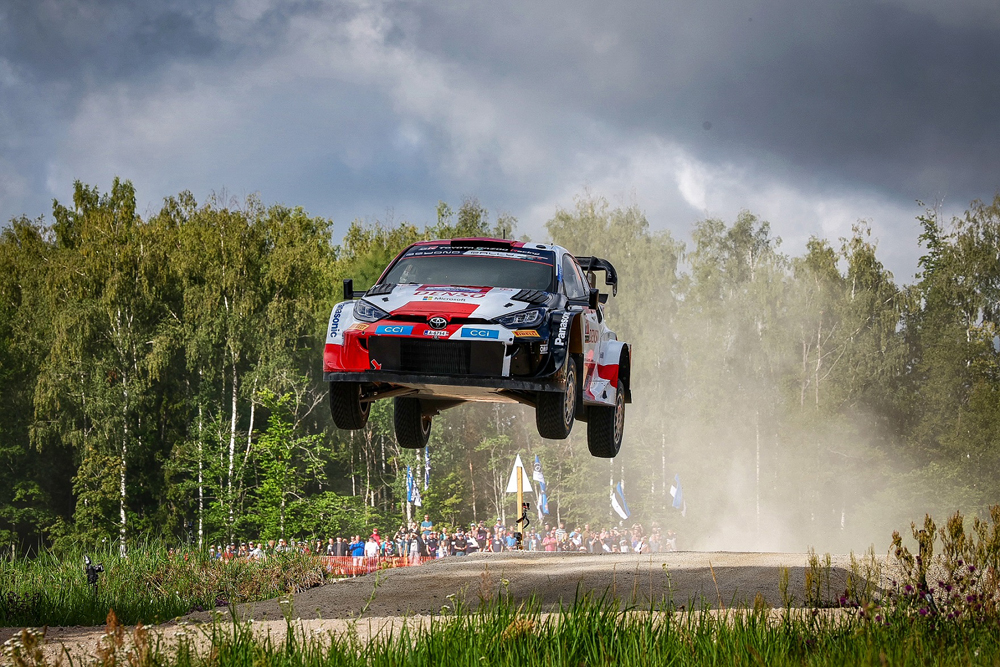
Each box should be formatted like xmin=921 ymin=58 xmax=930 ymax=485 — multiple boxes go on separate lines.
xmin=343 ymin=279 xmax=355 ymax=301
xmin=588 ymin=288 xmax=599 ymax=310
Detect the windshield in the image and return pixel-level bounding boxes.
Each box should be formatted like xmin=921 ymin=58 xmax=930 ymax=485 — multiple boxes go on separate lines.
xmin=382 ymin=245 xmax=555 ymax=291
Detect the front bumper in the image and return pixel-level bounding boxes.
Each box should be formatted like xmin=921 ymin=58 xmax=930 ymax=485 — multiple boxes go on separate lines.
xmin=323 ymin=369 xmax=568 ymax=393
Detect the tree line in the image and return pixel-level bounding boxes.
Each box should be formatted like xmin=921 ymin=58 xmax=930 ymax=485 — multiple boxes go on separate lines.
xmin=2 ymin=179 xmax=999 ymax=555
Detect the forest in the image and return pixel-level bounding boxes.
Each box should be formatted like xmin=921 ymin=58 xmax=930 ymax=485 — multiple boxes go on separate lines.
xmin=2 ymin=178 xmax=999 ymax=556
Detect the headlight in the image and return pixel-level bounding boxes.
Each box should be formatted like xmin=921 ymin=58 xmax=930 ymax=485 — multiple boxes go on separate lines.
xmin=494 ymin=308 xmax=545 ymax=329
xmin=354 ymin=300 xmax=390 ymax=323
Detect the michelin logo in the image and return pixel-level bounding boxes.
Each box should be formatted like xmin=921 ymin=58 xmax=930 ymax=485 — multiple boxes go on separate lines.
xmin=554 ymin=312 xmax=571 ymax=347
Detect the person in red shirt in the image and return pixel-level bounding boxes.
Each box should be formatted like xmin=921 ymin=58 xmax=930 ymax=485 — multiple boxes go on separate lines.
xmin=543 ymin=531 xmax=558 ymax=552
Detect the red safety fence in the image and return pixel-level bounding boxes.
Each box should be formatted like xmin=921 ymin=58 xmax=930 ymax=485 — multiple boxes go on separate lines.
xmin=319 ymin=555 xmax=428 ymax=577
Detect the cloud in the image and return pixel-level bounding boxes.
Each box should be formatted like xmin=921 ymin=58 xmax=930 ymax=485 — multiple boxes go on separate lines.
xmin=1 ymin=0 xmax=996 ymax=280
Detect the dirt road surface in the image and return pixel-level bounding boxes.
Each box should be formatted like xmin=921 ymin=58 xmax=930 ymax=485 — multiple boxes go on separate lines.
xmin=2 ymin=551 xmax=870 ymax=662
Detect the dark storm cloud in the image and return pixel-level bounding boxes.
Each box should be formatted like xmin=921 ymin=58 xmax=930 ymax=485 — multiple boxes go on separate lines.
xmin=397 ymin=0 xmax=1000 ymax=204
xmin=0 ymin=1 xmax=219 ymax=84
xmin=2 ymin=0 xmax=998 ymax=274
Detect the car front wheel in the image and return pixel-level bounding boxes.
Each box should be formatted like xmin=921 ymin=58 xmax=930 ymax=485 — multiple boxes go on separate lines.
xmin=329 ymin=382 xmax=370 ymax=429
xmin=535 ymin=357 xmax=577 ymax=439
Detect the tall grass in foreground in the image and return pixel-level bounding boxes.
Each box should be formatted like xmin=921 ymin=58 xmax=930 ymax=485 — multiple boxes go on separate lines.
xmin=6 ymin=594 xmax=1000 ymax=667
xmin=0 ymin=542 xmax=326 ymax=627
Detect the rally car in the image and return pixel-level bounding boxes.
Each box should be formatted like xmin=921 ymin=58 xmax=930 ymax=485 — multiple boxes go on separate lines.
xmin=323 ymin=238 xmax=630 ymax=458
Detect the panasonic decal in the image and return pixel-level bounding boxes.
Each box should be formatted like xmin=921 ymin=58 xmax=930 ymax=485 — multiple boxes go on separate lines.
xmin=328 ymin=303 xmax=345 ymax=339
xmin=554 ymin=312 xmax=571 ymax=347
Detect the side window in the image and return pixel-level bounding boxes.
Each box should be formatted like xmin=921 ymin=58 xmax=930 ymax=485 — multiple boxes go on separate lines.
xmin=561 ymin=255 xmax=588 ymax=300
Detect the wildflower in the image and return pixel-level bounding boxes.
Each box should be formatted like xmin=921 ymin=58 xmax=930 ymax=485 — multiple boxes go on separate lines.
xmin=904 ymin=584 xmax=913 ymax=593
xmin=918 ymin=608 xmax=928 ymax=616
xmin=967 ymin=565 xmax=976 ymax=573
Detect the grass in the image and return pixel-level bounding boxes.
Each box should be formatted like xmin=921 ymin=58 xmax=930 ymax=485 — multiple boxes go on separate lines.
xmin=0 ymin=543 xmax=326 ymax=627
xmin=6 ymin=593 xmax=1000 ymax=666
xmin=4 ymin=506 xmax=1000 ymax=664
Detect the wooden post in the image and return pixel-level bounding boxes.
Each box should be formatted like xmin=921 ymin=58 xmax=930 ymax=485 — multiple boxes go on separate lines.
xmin=516 ymin=466 xmax=524 ymax=550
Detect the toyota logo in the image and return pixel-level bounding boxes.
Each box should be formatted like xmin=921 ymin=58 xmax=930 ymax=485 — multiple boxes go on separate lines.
xmin=428 ymin=316 xmax=447 ymax=329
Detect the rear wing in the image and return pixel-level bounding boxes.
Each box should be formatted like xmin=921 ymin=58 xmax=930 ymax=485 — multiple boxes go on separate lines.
xmin=576 ymin=256 xmax=619 ymax=296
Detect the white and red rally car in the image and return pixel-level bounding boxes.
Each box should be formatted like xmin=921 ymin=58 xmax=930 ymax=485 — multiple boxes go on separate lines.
xmin=323 ymin=238 xmax=630 ymax=457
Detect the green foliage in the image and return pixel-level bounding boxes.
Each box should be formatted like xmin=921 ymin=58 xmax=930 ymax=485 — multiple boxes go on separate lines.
xmin=4 ymin=180 xmax=1000 ymax=557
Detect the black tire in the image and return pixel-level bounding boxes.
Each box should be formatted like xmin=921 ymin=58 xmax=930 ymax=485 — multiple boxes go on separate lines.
xmin=329 ymin=382 xmax=370 ymax=429
xmin=536 ymin=357 xmax=577 ymax=439
xmin=395 ymin=397 xmax=432 ymax=449
xmin=587 ymin=380 xmax=624 ymax=458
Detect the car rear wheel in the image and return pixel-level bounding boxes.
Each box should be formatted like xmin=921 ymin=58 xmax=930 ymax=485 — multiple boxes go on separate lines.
xmin=329 ymin=382 xmax=370 ymax=429
xmin=586 ymin=380 xmax=624 ymax=458
xmin=536 ymin=357 xmax=577 ymax=439
xmin=395 ymin=397 xmax=432 ymax=449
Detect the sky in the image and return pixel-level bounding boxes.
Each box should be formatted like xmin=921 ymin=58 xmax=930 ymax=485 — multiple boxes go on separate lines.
xmin=2 ymin=0 xmax=998 ymax=282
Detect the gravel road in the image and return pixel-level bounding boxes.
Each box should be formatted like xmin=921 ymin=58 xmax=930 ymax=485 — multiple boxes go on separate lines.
xmin=2 ymin=551 xmax=871 ymax=661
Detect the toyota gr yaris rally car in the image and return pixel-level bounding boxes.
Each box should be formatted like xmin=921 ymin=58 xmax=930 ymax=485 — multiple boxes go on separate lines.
xmin=323 ymin=238 xmax=630 ymax=458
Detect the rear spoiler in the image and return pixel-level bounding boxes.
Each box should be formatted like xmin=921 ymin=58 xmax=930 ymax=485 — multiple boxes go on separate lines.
xmin=576 ymin=256 xmax=619 ymax=296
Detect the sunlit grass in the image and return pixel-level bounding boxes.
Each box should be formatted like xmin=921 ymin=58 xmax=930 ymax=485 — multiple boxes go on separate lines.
xmin=7 ymin=593 xmax=999 ymax=666
xmin=0 ymin=542 xmax=326 ymax=627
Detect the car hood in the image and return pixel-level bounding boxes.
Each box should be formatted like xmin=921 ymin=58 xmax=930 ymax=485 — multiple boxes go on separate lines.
xmin=364 ymin=284 xmax=549 ymax=321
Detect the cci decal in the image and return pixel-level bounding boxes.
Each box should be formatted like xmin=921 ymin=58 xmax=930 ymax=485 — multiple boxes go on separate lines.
xmin=459 ymin=327 xmax=499 ymax=340
xmin=328 ymin=303 xmax=345 ymax=338
xmin=554 ymin=313 xmax=571 ymax=347
xmin=514 ymin=329 xmax=542 ymax=338
xmin=375 ymin=324 xmax=413 ymax=335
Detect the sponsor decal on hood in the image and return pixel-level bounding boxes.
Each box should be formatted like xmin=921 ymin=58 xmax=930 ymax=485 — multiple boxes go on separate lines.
xmin=372 ymin=284 xmax=548 ymax=321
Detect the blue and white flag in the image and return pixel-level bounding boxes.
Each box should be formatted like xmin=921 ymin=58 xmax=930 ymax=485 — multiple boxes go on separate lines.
xmin=406 ymin=466 xmax=414 ymax=503
xmin=670 ymin=474 xmax=683 ymax=509
xmin=412 ymin=484 xmax=422 ymax=508
xmin=424 ymin=447 xmax=430 ymax=490
xmin=611 ymin=480 xmax=630 ymax=520
xmin=533 ymin=455 xmax=549 ymax=515
xmin=670 ymin=474 xmax=686 ymax=516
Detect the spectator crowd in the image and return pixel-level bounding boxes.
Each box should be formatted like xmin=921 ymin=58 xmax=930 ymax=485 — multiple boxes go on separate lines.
xmin=181 ymin=515 xmax=680 ymax=562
